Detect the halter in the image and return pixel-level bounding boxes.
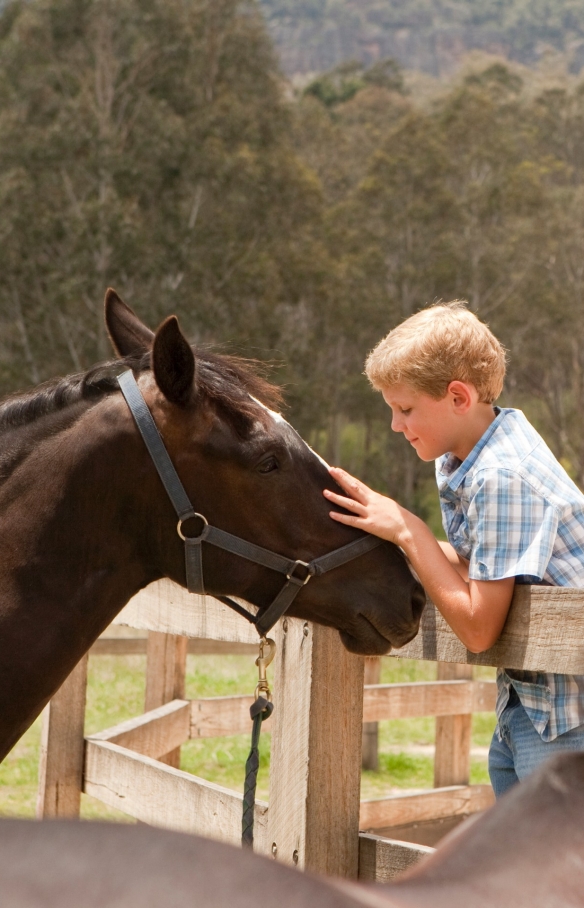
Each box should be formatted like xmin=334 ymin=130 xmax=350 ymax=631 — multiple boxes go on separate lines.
xmin=118 ymin=370 xmax=385 ymax=638
xmin=119 ymin=368 xmax=391 ymax=849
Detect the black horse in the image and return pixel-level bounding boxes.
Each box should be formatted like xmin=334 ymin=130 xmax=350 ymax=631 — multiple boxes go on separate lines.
xmin=0 ymin=290 xmax=424 ymax=760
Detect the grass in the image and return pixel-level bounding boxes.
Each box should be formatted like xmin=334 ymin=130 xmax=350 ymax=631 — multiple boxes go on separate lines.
xmin=0 ymin=653 xmax=497 ymax=820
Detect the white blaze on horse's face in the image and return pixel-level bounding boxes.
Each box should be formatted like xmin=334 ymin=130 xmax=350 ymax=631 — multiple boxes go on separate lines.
xmin=251 ymin=397 xmax=331 ymax=470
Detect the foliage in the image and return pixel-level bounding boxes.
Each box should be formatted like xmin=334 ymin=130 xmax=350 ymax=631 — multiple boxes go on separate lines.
xmin=259 ymin=0 xmax=584 ymax=77
xmin=0 ymin=0 xmax=322 ymax=389
xmin=304 ymin=58 xmax=404 ymax=107
xmin=3 ymin=0 xmax=584 ymax=512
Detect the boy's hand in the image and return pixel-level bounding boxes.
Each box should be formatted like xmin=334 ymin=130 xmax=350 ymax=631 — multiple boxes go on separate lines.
xmin=324 ymin=466 xmax=409 ymax=546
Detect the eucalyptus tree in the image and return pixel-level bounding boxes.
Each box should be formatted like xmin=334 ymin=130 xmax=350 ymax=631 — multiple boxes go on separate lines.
xmin=0 ymin=0 xmax=321 ymax=394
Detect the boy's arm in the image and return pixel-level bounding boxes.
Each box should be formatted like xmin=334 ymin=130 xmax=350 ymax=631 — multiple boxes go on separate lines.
xmin=324 ymin=467 xmax=514 ymax=654
xmin=438 ymin=541 xmax=469 ymax=581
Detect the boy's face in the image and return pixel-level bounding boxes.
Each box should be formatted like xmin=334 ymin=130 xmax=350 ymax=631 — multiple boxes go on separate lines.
xmin=381 ymin=382 xmax=471 ymax=462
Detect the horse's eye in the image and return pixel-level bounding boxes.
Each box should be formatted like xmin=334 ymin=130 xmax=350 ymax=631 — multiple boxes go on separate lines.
xmin=258 ymin=456 xmax=279 ymax=474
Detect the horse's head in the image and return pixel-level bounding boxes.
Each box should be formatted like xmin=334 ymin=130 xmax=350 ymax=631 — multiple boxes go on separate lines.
xmin=106 ymin=291 xmax=425 ymax=655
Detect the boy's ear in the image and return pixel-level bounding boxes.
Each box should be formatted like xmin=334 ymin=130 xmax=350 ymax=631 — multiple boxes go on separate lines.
xmin=448 ymin=381 xmax=474 ymax=413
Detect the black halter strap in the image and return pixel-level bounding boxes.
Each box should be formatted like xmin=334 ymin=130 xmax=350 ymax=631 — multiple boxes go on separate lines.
xmin=118 ymin=370 xmax=385 ymax=637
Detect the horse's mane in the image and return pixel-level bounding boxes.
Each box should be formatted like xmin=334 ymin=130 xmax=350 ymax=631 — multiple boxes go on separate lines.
xmin=0 ymin=349 xmax=284 ymax=437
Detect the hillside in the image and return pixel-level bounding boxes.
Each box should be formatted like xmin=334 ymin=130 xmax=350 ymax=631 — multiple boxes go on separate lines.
xmin=258 ymin=0 xmax=584 ymax=76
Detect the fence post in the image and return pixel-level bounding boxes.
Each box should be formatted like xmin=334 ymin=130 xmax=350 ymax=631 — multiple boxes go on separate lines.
xmin=37 ymin=652 xmax=89 ymax=818
xmin=267 ymin=619 xmax=364 ymax=878
xmin=362 ymin=656 xmax=381 ymax=771
xmin=434 ymin=662 xmax=473 ymax=788
xmin=145 ymin=631 xmax=188 ymax=767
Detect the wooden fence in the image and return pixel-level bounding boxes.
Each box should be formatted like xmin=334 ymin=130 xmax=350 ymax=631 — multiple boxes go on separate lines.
xmin=36 ymin=581 xmax=584 ymax=881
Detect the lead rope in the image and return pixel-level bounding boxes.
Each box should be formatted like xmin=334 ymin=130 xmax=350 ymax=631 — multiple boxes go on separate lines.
xmin=242 ymin=637 xmax=276 ymax=848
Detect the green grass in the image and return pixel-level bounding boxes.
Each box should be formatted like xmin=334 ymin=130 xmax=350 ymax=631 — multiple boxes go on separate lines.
xmin=0 ymin=654 xmax=496 ymax=819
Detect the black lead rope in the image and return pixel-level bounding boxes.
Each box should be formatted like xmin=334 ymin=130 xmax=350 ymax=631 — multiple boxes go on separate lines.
xmin=242 ymin=696 xmax=273 ymax=848
xmin=241 ymin=636 xmax=275 ymax=848
xmin=116 ymin=369 xmax=388 ymax=850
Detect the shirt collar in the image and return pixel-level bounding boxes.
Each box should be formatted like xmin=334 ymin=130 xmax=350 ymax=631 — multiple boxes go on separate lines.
xmin=437 ymin=407 xmax=504 ymax=492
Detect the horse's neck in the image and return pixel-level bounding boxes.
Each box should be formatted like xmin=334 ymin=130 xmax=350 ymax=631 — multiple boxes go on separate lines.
xmin=0 ymin=397 xmax=160 ymax=759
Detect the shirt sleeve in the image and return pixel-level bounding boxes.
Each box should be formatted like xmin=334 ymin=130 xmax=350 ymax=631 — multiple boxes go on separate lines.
xmin=467 ymin=468 xmax=559 ymax=582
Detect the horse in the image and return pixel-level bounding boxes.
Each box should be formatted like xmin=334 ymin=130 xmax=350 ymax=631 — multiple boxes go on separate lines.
xmin=1 ymin=751 xmax=582 ymax=907
xmin=0 ymin=289 xmax=425 ymax=761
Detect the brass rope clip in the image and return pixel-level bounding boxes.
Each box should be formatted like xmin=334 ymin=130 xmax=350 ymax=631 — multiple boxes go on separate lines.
xmin=255 ymin=636 xmax=276 ymax=701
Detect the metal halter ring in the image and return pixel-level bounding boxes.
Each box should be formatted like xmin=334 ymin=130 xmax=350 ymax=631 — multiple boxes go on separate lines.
xmin=286 ymin=560 xmax=313 ymax=585
xmin=177 ymin=512 xmax=209 ymax=542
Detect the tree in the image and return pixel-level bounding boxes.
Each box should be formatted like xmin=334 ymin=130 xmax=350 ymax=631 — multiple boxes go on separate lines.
xmin=0 ymin=0 xmax=323 ymax=394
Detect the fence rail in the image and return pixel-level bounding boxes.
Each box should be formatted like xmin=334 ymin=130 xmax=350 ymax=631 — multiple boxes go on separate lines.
xmin=37 ymin=579 xmax=581 ymax=881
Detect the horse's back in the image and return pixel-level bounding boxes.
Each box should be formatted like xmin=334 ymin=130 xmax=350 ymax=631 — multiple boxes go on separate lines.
xmin=0 ymin=819 xmax=368 ymax=908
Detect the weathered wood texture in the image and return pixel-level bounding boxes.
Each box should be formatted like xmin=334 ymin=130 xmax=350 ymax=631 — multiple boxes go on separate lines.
xmin=90 ymin=637 xmax=257 ymax=656
xmin=362 ymin=657 xmax=381 ymax=771
xmin=434 ymin=663 xmax=473 ymax=788
xmin=89 ymin=700 xmax=191 ymax=759
xmin=362 ymin=679 xmax=496 ymax=722
xmin=360 ymin=784 xmax=494 ymax=830
xmin=144 ymin=632 xmax=188 ymax=767
xmin=268 ymin=619 xmax=364 ymax=878
xmin=36 ymin=653 xmax=88 ymax=819
xmin=358 ymin=832 xmax=433 ymax=882
xmin=393 ymin=588 xmax=584 ymax=672
xmin=113 ymin=581 xmax=259 ymax=644
xmin=153 ymin=679 xmax=496 ymax=740
xmin=83 ymin=739 xmax=269 ymax=851
xmin=190 ymin=695 xmax=254 ymax=738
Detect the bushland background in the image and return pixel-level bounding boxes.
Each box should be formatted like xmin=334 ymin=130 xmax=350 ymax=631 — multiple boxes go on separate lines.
xmin=1 ymin=0 xmax=583 ymax=816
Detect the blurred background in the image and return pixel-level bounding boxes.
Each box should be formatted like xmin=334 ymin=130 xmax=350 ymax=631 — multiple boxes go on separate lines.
xmin=1 ymin=0 xmax=584 ymax=525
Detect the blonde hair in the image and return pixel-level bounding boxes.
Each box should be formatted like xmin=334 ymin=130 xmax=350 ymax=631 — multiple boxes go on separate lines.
xmin=365 ymin=302 xmax=506 ymax=403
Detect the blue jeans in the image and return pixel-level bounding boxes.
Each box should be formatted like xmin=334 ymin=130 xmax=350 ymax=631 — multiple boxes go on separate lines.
xmin=489 ymin=687 xmax=584 ymax=798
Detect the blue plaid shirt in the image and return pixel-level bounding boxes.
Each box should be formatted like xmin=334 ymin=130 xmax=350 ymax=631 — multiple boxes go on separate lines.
xmin=436 ymin=408 xmax=584 ymax=741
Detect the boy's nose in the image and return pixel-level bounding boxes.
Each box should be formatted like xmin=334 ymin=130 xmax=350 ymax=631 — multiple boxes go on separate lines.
xmin=391 ymin=413 xmax=405 ymax=433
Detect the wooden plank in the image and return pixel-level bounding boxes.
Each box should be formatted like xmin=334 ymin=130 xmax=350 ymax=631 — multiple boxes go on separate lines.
xmin=372 ymin=815 xmax=467 ymax=848
xmin=362 ymin=680 xmax=496 ymax=722
xmin=83 ymin=739 xmax=268 ymax=852
xmin=91 ymin=637 xmax=258 ymax=656
xmin=362 ymin=657 xmax=381 ymax=771
xmin=391 ymin=587 xmax=584 ymax=672
xmin=90 ymin=638 xmax=148 ymax=656
xmin=358 ymin=832 xmax=433 ymax=882
xmin=37 ymin=653 xmax=89 ymax=819
xmin=145 ymin=632 xmax=188 ymax=767
xmin=434 ymin=663 xmax=473 ymax=788
xmin=190 ymin=695 xmax=254 ymax=738
xmin=268 ymin=619 xmax=364 ymax=878
xmin=113 ymin=580 xmax=259 ymax=644
xmin=187 ymin=681 xmax=497 ymax=739
xmin=359 ymin=784 xmax=494 ymax=830
xmin=88 ymin=700 xmax=191 ymax=759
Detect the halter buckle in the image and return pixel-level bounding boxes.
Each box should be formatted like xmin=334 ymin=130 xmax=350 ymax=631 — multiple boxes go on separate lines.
xmin=177 ymin=512 xmax=209 ymax=541
xmin=286 ymin=560 xmax=313 ymax=585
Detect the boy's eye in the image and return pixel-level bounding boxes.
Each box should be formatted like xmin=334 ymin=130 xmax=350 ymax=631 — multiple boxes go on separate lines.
xmin=401 ymin=408 xmax=412 ymax=416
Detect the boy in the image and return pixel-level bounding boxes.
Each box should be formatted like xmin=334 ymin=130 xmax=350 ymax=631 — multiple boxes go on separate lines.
xmin=324 ymin=302 xmax=584 ymax=797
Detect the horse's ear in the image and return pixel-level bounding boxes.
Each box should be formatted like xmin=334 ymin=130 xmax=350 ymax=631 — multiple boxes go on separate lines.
xmin=152 ymin=316 xmax=195 ymax=407
xmin=104 ymin=288 xmax=155 ymax=357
